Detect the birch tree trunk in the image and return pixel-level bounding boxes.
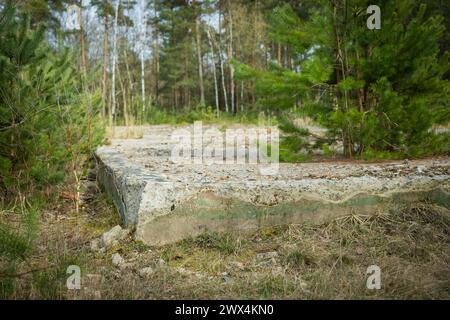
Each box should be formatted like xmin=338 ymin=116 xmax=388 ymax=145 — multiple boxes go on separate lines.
xmin=206 ymin=28 xmax=219 ymax=116
xmin=101 ymin=6 xmax=109 ymax=119
xmin=228 ymin=0 xmax=235 ymax=114
xmin=193 ymin=0 xmax=205 ymax=106
xmin=139 ymin=0 xmax=147 ymax=112
xmin=152 ymin=0 xmax=160 ymax=105
xmin=124 ymin=0 xmax=134 ymax=120
xmin=111 ymin=0 xmax=120 ymax=127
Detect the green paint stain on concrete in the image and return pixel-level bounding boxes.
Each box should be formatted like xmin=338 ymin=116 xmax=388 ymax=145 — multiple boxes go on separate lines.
xmin=183 ymin=188 xmax=448 ymax=222
xmin=344 ymin=195 xmax=382 ymax=206
xmin=428 ymin=189 xmax=450 ymax=209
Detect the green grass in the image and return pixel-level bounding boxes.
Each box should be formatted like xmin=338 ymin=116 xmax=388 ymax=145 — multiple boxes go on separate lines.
xmin=189 ymin=232 xmax=240 ymax=255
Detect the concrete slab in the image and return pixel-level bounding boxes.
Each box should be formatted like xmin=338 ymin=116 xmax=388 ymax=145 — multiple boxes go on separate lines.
xmin=95 ymin=125 xmax=450 ymax=246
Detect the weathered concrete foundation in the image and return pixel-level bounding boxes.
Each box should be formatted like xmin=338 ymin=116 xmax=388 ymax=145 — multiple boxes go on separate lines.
xmin=95 ymin=125 xmax=450 ymax=246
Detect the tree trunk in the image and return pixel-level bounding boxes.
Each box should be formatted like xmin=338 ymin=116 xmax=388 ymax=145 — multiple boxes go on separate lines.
xmin=228 ymin=0 xmax=235 ymax=114
xmin=193 ymin=0 xmax=205 ymax=106
xmin=218 ymin=10 xmax=229 ymax=113
xmin=77 ymin=1 xmax=92 ymax=147
xmin=206 ymin=28 xmax=220 ymax=117
xmin=240 ymin=81 xmax=244 ymax=112
xmin=278 ymin=43 xmax=282 ymax=65
xmin=354 ymin=46 xmax=364 ymax=112
xmin=332 ymin=0 xmax=353 ymax=157
xmin=123 ymin=43 xmax=134 ymax=118
xmin=77 ymin=1 xmax=88 ymax=76
xmin=152 ymin=0 xmax=160 ymax=105
xmin=101 ymin=7 xmax=109 ymax=119
xmin=124 ymin=0 xmax=134 ymax=121
xmin=111 ymin=0 xmax=120 ymax=127
xmin=118 ymin=62 xmax=129 ymax=126
xmin=140 ymin=1 xmax=147 ymax=112
xmin=184 ymin=34 xmax=190 ymax=109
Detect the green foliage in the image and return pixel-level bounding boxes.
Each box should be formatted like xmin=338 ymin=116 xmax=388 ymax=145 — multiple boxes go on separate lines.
xmin=0 ymin=208 xmax=38 ymax=262
xmin=179 ymin=106 xmax=218 ymax=123
xmin=191 ymin=232 xmax=238 ymax=255
xmin=0 ymin=3 xmax=104 ymax=196
xmin=144 ymin=105 xmax=278 ymax=127
xmin=0 ymin=206 xmax=39 ymax=299
xmin=279 ymin=133 xmax=312 ymax=163
xmin=234 ymin=55 xmax=332 ymax=111
xmin=145 ymin=105 xmax=217 ymax=124
xmin=330 ymin=1 xmax=450 ymax=157
xmin=31 ymin=253 xmax=85 ymax=300
xmin=236 ymin=1 xmax=450 ymax=159
xmin=277 ymin=116 xmax=312 ymax=162
xmin=321 ymin=143 xmax=332 ymax=157
xmin=0 ymin=2 xmax=104 ymax=297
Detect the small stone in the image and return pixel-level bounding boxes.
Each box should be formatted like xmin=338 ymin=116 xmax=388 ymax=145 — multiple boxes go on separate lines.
xmin=222 ymin=275 xmax=233 ymax=284
xmin=158 ymin=258 xmax=166 ymax=266
xmin=112 ymin=253 xmax=124 ymax=267
xmin=417 ymin=166 xmax=426 ymax=174
xmin=139 ymin=267 xmax=154 ymax=277
xmin=90 ymin=238 xmax=102 ymax=252
xmin=102 ymin=225 xmax=128 ymax=248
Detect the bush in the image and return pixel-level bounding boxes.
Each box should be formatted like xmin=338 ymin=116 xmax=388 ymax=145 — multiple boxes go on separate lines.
xmin=0 ymin=206 xmax=39 ymax=299
xmin=0 ymin=4 xmax=104 ymax=196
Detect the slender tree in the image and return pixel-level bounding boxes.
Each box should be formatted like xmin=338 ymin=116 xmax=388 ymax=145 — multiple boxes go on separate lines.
xmin=218 ymin=8 xmax=229 ymax=113
xmin=110 ymin=0 xmax=120 ymax=126
xmin=206 ymin=27 xmax=220 ymax=116
xmin=139 ymin=0 xmax=147 ymax=112
xmin=192 ymin=0 xmax=205 ymax=106
xmin=228 ymin=0 xmax=235 ymax=113
xmin=77 ymin=0 xmax=88 ymax=76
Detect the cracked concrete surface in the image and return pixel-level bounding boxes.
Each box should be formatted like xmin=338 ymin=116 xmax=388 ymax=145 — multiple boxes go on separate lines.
xmin=95 ymin=125 xmax=450 ymax=245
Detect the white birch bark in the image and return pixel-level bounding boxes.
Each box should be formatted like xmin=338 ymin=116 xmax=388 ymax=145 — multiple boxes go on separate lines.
xmin=139 ymin=0 xmax=147 ymax=112
xmin=228 ymin=0 xmax=235 ymax=114
xmin=192 ymin=0 xmax=205 ymax=106
xmin=111 ymin=0 xmax=120 ymax=117
xmin=206 ymin=28 xmax=219 ymax=116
